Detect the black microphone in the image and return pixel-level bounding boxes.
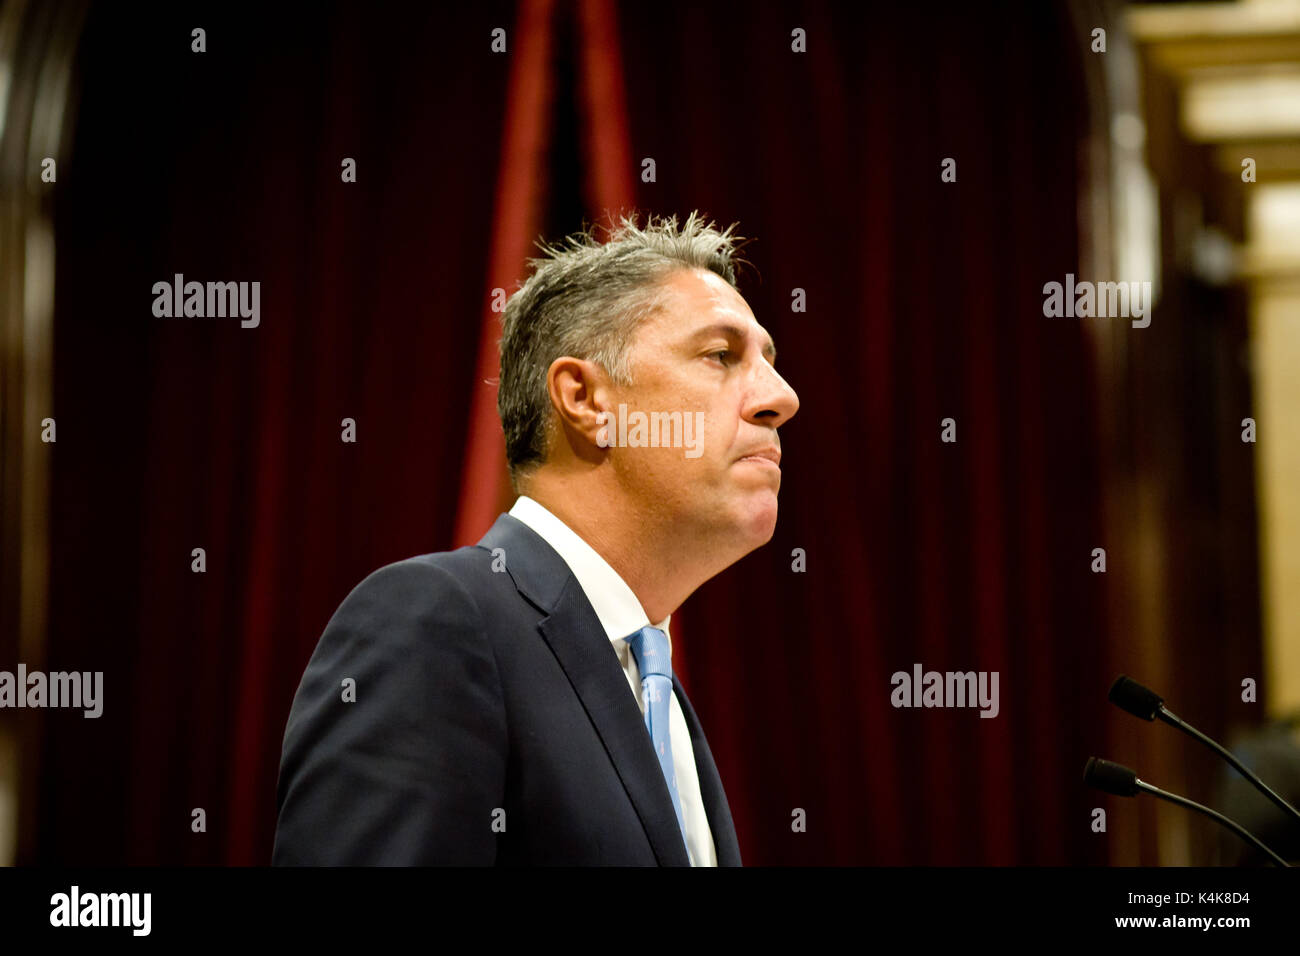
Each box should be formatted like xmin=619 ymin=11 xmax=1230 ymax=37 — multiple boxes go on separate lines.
xmin=1084 ymin=757 xmax=1290 ymax=866
xmin=1109 ymin=675 xmax=1300 ymax=829
xmin=1109 ymin=676 xmax=1164 ymax=721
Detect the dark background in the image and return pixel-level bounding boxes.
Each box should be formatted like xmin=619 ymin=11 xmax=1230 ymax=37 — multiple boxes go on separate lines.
xmin=11 ymin=0 xmax=1266 ymax=864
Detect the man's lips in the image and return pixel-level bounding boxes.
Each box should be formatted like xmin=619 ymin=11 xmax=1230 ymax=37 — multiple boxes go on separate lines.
xmin=735 ymin=447 xmax=781 ymax=468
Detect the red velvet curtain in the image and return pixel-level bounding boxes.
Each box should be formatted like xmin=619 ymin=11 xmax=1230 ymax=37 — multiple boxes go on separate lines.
xmin=37 ymin=0 xmax=1104 ymax=865
xmin=606 ymin=2 xmax=1101 ymax=865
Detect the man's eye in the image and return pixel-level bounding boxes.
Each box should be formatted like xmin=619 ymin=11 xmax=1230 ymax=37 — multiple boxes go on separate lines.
xmin=709 ymin=350 xmax=731 ymax=363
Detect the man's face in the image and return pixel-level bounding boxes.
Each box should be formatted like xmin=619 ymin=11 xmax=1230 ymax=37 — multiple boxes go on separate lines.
xmin=599 ymin=267 xmax=800 ymax=554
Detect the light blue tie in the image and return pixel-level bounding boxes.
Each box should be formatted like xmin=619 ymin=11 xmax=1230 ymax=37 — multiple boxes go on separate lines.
xmin=623 ymin=625 xmax=688 ymax=850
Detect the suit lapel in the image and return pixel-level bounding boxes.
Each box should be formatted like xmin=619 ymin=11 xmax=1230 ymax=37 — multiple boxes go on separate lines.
xmin=673 ymin=674 xmax=743 ymax=866
xmin=479 ymin=513 xmax=691 ymax=866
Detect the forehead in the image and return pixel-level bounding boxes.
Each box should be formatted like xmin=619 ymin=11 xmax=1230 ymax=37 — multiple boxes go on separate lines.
xmin=646 ymin=268 xmax=773 ymax=347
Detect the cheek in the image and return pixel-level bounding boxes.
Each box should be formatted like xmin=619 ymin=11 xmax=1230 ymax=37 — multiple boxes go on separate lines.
xmin=619 ymin=383 xmax=735 ymax=473
xmin=702 ymin=408 xmax=738 ymax=462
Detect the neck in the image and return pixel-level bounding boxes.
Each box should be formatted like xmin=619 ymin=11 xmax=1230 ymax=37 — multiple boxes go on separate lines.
xmin=522 ymin=470 xmax=722 ymax=623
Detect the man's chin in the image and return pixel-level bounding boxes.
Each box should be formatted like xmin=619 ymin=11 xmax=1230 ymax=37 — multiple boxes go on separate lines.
xmin=734 ymin=492 xmax=780 ymax=547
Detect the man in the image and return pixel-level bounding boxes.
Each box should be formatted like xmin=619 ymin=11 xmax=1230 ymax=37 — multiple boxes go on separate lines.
xmin=272 ymin=211 xmax=800 ymax=865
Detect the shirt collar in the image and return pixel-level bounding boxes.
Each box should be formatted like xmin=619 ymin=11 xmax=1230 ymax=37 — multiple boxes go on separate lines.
xmin=508 ymin=495 xmax=672 ymax=653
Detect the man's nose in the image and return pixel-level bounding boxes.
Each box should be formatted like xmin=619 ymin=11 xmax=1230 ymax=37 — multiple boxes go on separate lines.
xmin=745 ymin=362 xmax=799 ymax=427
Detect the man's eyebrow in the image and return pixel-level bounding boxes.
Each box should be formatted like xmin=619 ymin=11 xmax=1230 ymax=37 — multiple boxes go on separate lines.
xmin=691 ymin=323 xmax=777 ymax=361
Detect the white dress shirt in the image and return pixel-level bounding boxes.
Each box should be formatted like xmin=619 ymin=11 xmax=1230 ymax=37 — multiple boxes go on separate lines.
xmin=508 ymin=495 xmax=718 ymax=866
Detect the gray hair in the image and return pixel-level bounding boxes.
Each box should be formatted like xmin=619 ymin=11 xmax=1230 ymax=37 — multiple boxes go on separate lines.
xmin=497 ymin=210 xmax=748 ymax=488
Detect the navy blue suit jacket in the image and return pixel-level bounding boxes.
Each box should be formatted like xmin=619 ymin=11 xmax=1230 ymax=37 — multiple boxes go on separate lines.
xmin=272 ymin=512 xmax=742 ymax=865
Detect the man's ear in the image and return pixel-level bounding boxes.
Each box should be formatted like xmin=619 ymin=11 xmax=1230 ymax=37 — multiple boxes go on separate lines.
xmin=546 ymin=356 xmax=613 ymax=452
